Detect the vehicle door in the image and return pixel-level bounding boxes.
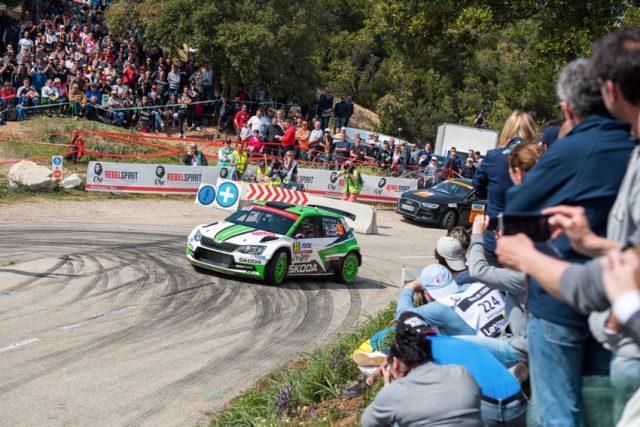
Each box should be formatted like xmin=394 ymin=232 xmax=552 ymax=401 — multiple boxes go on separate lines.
xmin=289 ymin=215 xmax=325 ymax=274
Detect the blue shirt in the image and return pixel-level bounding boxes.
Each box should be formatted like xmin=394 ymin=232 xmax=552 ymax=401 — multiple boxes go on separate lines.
xmin=366 ymin=328 xmax=521 ymax=400
xmin=396 ymin=289 xmax=475 ymax=336
xmin=506 ymin=113 xmax=634 ymax=327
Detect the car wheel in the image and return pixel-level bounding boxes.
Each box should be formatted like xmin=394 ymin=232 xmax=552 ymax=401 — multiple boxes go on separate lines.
xmin=265 ymin=249 xmax=289 ymax=285
xmin=440 ymin=210 xmax=458 ymax=230
xmin=334 ymin=251 xmax=359 ymax=285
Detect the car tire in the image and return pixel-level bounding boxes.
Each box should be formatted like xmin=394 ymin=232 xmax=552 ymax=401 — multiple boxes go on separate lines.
xmin=334 ymin=251 xmax=360 ymax=285
xmin=440 ymin=210 xmax=458 ymax=230
xmin=265 ymin=249 xmax=289 ymax=285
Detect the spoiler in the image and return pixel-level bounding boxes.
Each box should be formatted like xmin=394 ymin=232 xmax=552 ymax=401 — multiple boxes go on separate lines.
xmin=308 ymin=205 xmax=357 ymax=221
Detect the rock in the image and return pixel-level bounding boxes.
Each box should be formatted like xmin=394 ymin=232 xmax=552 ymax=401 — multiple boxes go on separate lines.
xmin=61 ymin=173 xmax=83 ymax=189
xmin=8 ymin=160 xmax=57 ymax=191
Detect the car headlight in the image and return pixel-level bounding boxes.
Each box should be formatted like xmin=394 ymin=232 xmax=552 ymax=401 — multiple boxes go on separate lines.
xmin=237 ymin=245 xmax=266 ymax=255
xmin=194 ymin=230 xmax=202 ymax=242
xmin=421 ymin=203 xmax=440 ymax=209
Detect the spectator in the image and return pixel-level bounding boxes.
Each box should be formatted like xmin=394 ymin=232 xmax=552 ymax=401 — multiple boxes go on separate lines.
xmin=65 ymin=130 xmax=85 ymax=164
xmin=500 ymin=58 xmax=636 ymax=427
xmin=217 ymin=138 xmax=234 ymax=167
xmin=361 ymin=318 xmax=483 ymax=427
xmin=344 ymin=95 xmax=354 ymax=127
xmin=364 ymin=140 xmax=379 ymax=165
xmin=319 ymin=127 xmax=333 ymax=153
xmin=282 ymin=150 xmax=298 ymax=184
xmin=247 ymin=109 xmax=265 ymax=137
xmin=397 ymin=257 xmax=505 ymax=337
xmin=67 ymin=82 xmax=84 ymax=119
xmin=460 ymin=158 xmax=476 ymax=179
xmin=391 ymin=144 xmax=405 ymax=175
xmin=416 ymin=142 xmax=433 ymax=167
xmin=539 ymin=122 xmax=560 ymax=151
xmin=231 ymin=143 xmax=248 ymax=180
xmin=473 ymin=110 xmax=536 ymax=257
xmin=295 ymin=120 xmax=310 ymax=160
xmin=333 ymin=95 xmax=349 ymax=132
xmin=350 ymin=136 xmax=366 ymax=163
xmin=377 ymin=141 xmax=392 ymax=170
xmin=474 ymin=110 xmax=486 ymax=128
xmin=508 ymin=142 xmax=543 ymax=185
xmin=239 ymin=121 xmax=251 ymax=142
xmin=264 ymin=117 xmax=283 ymax=157
xmin=183 ymin=142 xmax=208 ymax=166
xmin=444 ymin=146 xmax=462 ymax=177
xmin=276 ymin=119 xmax=296 ymax=158
xmin=317 ymin=86 xmax=333 ymax=131
xmin=337 ymin=160 xmax=362 ymax=202
xmin=333 ymin=130 xmax=351 ymax=165
xmin=308 ymin=120 xmax=323 ymax=159
xmin=246 ymin=129 xmax=264 ymax=154
xmin=314 ymin=144 xmax=334 ymax=167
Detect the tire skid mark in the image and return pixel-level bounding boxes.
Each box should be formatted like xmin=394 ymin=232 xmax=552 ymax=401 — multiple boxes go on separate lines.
xmin=71 ymin=254 xmax=108 ymax=302
xmin=6 ymin=256 xmax=69 ymax=292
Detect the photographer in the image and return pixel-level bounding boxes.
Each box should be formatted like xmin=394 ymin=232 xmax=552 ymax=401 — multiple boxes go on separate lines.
xmin=337 ymin=160 xmax=362 ymax=202
xmin=361 ymin=316 xmax=482 ymax=427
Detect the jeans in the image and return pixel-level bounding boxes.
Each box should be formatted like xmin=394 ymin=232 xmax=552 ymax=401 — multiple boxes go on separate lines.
xmin=528 ymin=315 xmax=611 ymax=427
xmin=454 ymin=335 xmax=520 ymax=368
xmin=481 ymin=397 xmax=527 ymax=427
xmin=113 ymin=111 xmax=125 ymax=126
xmin=611 ymin=354 xmax=640 ymax=423
xmin=320 ymin=115 xmax=331 ymax=131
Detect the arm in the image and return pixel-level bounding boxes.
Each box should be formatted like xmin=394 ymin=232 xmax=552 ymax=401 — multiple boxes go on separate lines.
xmin=559 ymin=259 xmax=611 ymax=314
xmin=467 ymin=231 xmax=525 ymax=297
xmin=361 ymin=385 xmax=399 ymax=427
xmin=495 ymin=234 xmax=571 ymax=299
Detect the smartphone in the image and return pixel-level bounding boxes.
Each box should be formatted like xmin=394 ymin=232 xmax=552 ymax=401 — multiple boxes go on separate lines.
xmin=498 ymin=213 xmax=551 ymax=242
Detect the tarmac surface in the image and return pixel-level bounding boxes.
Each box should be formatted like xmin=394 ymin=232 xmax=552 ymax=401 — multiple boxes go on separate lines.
xmin=0 ymin=199 xmax=444 ymax=426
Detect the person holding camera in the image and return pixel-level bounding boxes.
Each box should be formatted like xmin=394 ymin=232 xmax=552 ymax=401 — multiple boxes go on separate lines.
xmin=337 ymin=160 xmax=362 ymax=202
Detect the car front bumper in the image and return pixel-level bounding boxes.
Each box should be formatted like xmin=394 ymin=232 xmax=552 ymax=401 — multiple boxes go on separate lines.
xmin=396 ymin=198 xmax=443 ymax=224
xmin=186 ymin=245 xmax=266 ymax=280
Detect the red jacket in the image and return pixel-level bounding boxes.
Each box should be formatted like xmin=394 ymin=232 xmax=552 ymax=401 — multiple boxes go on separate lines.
xmin=281 ymin=126 xmax=296 ymax=147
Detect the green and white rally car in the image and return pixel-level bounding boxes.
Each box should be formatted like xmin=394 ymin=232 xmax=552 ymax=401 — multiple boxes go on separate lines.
xmin=186 ymin=201 xmax=361 ymax=285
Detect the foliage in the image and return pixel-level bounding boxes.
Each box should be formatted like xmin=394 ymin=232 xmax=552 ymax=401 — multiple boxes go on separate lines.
xmin=105 ymin=0 xmax=640 ymax=143
xmin=211 ymin=302 xmax=397 ymax=426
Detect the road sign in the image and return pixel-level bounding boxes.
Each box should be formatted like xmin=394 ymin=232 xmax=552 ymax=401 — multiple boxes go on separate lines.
xmin=216 ymin=181 xmax=239 ymax=208
xmin=246 ymin=183 xmax=308 ymax=205
xmin=196 ymin=184 xmax=216 ymax=206
xmin=52 ymin=156 xmax=63 ymax=180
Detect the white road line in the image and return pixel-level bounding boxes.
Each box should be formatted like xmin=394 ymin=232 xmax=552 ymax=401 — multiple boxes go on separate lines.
xmin=60 ymin=306 xmax=135 ymax=330
xmin=0 ymin=337 xmax=39 ymax=354
xmin=398 ymin=255 xmax=435 ymax=259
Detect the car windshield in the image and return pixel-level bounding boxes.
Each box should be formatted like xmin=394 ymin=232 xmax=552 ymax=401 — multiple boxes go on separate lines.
xmin=225 ymin=205 xmax=298 ymax=235
xmin=432 ymin=180 xmax=473 ymax=197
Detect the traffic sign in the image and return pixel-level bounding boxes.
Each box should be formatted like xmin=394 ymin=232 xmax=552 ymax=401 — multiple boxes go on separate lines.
xmin=216 ymin=182 xmax=239 ymax=208
xmin=196 ymin=184 xmax=216 ymax=206
xmin=52 ymin=156 xmax=63 ymax=181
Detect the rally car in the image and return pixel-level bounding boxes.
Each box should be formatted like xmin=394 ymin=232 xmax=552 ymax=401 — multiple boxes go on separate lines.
xmin=396 ymin=178 xmax=487 ymax=229
xmin=186 ymin=201 xmax=361 ymax=285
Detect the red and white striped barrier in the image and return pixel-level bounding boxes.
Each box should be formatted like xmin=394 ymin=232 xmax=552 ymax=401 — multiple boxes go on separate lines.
xmin=246 ymin=184 xmax=309 ymax=205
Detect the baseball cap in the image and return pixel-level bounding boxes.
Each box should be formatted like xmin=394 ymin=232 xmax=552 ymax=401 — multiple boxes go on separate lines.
xmin=418 ymin=264 xmax=459 ymax=299
xmin=436 ymin=236 xmax=467 ymax=272
xmin=324 ymin=128 xmax=330 ymax=133
xmin=397 ymin=312 xmax=440 ymax=336
xmin=340 ymin=127 xmax=346 ymax=131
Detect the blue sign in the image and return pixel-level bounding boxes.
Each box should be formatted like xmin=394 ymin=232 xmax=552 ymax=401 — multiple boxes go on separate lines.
xmin=52 ymin=156 xmax=62 ymax=166
xmin=197 ymin=185 xmax=216 ymax=205
xmin=216 ymin=182 xmax=239 ymax=208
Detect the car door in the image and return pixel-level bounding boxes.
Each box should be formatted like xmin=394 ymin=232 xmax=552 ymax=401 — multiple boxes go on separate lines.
xmin=459 ymin=190 xmax=487 ymax=225
xmin=289 ymin=215 xmax=326 ymax=274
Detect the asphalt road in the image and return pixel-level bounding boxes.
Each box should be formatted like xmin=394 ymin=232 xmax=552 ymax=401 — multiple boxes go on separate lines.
xmin=0 ymin=200 xmax=443 ymax=426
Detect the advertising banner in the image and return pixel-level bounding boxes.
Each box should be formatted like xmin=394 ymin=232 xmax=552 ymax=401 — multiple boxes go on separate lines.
xmin=85 ymin=161 xmax=417 ymax=202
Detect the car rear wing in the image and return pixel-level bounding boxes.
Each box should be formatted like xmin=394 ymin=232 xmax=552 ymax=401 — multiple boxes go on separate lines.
xmin=308 ymin=205 xmax=357 ymax=221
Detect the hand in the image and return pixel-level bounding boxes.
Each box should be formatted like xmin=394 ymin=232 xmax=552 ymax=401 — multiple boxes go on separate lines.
xmin=472 ymin=214 xmax=490 ymax=235
xmin=542 ymin=205 xmax=595 ymax=249
xmin=602 ymin=249 xmax=640 ymax=303
xmin=404 ymin=280 xmax=422 ymax=292
xmin=495 ymin=233 xmax=536 ymax=272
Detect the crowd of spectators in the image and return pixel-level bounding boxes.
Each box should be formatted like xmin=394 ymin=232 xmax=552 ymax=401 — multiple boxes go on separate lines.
xmin=356 ymin=28 xmax=640 ymax=427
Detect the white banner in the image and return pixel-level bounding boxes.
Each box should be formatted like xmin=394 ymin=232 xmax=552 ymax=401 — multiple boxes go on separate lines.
xmin=85 ymin=161 xmax=417 ymax=202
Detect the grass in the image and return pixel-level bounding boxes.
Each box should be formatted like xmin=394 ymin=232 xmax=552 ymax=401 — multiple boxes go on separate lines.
xmin=211 ymin=302 xmax=396 ymax=427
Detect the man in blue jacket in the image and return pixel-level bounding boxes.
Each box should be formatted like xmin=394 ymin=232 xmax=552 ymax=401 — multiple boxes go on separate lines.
xmin=505 ymin=58 xmax=636 ymax=426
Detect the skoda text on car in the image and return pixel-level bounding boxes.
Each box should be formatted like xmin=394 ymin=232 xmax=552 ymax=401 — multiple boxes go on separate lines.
xmin=396 ymin=179 xmax=487 ymax=229
xmin=186 ymin=202 xmax=361 ymax=285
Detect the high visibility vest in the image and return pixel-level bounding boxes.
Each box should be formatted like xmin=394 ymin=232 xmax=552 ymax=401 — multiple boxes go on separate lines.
xmin=233 ymin=151 xmax=248 ymax=173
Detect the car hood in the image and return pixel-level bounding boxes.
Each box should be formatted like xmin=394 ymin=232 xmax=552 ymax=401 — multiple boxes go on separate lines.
xmin=400 ymin=189 xmax=461 ymax=204
xmin=199 ymin=221 xmax=286 ymax=245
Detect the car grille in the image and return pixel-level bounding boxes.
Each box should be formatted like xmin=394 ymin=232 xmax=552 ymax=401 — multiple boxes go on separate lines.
xmin=194 ymin=247 xmax=234 ymax=266
xmin=397 ymin=198 xmax=420 ymax=214
xmin=200 ymin=236 xmax=239 ymax=253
